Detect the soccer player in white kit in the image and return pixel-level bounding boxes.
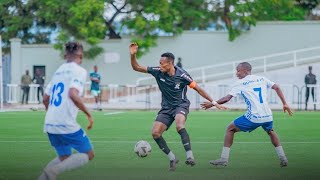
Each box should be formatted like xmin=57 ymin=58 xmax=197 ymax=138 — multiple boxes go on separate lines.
xmin=201 ymin=62 xmax=293 ymax=167
xmin=38 ymin=42 xmax=94 ymax=180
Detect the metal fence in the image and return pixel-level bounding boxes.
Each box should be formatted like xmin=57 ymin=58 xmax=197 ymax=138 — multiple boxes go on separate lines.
xmin=136 ymin=46 xmax=320 ymax=85
xmin=3 ymin=83 xmax=319 ymax=110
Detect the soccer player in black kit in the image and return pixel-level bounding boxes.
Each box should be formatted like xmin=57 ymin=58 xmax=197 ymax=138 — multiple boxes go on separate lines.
xmin=129 ymin=43 xmax=227 ymax=171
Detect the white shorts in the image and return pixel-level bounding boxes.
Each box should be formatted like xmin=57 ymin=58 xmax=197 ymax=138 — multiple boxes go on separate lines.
xmin=91 ymin=90 xmax=101 ymax=97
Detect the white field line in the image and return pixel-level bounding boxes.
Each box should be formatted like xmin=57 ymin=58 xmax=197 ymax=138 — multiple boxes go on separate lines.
xmin=103 ymin=111 xmax=125 ymax=116
xmin=0 ymin=140 xmax=320 ymax=144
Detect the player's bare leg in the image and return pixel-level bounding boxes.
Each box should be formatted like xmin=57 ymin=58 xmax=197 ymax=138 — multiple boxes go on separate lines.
xmin=152 ymin=121 xmax=178 ymax=171
xmin=97 ymin=93 xmax=102 ymax=111
xmin=268 ymin=130 xmax=288 ymax=167
xmin=210 ymin=122 xmax=239 ymax=166
xmin=175 ymin=114 xmax=195 ymax=167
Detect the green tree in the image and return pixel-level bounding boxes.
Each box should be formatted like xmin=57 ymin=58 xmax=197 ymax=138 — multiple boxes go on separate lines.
xmin=36 ymin=0 xmax=106 ymax=59
xmin=0 ymin=0 xmax=53 ymax=53
xmin=1 ymin=0 xmax=313 ymax=58
xmin=103 ymin=0 xmax=183 ymax=57
xmin=208 ymin=0 xmax=307 ymax=41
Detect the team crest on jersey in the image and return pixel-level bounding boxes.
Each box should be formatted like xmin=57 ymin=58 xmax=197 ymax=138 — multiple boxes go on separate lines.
xmin=174 ymin=83 xmax=180 ymax=89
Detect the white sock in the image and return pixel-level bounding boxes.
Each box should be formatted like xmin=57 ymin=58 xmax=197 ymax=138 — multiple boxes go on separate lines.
xmin=49 ymin=153 xmax=89 ymax=175
xmin=38 ymin=157 xmax=61 ymax=180
xmin=167 ymin=151 xmax=176 ymax=161
xmin=221 ymin=147 xmax=230 ymax=160
xmin=186 ymin=150 xmax=194 ymax=159
xmin=275 ymin=146 xmax=287 ymax=160
xmin=45 ymin=157 xmax=61 ymax=168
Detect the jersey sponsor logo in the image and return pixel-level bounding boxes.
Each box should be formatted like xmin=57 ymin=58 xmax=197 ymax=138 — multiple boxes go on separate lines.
xmin=175 ymin=83 xmax=180 ymax=89
xmin=242 ymin=78 xmax=264 ymax=85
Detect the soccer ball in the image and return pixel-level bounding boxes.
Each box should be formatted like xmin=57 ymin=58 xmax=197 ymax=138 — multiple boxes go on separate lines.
xmin=134 ymin=140 xmax=151 ymax=157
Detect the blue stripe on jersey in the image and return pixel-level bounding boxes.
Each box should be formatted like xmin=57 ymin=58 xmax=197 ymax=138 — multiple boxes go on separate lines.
xmin=241 ymin=91 xmax=252 ymax=120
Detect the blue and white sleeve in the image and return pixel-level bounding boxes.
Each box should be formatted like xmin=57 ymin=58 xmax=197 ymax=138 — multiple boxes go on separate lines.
xmin=70 ymin=70 xmax=87 ymax=96
xmin=264 ymin=77 xmax=275 ymax=89
xmin=228 ymin=83 xmax=241 ymax=97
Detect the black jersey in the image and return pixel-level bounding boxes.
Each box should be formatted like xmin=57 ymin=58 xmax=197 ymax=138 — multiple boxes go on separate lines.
xmin=147 ymin=66 xmax=194 ymax=108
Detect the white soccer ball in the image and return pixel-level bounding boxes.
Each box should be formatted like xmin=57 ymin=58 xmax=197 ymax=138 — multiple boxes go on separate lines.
xmin=134 ymin=140 xmax=151 ymax=157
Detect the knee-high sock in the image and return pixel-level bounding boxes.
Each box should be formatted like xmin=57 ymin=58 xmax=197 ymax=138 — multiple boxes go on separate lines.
xmin=178 ymin=128 xmax=191 ymax=152
xmin=178 ymin=128 xmax=194 ymax=159
xmin=154 ymin=136 xmax=175 ymax=160
xmin=154 ymin=136 xmax=171 ymax=154
xmin=38 ymin=157 xmax=61 ymax=180
xmin=49 ymin=153 xmax=89 ymax=175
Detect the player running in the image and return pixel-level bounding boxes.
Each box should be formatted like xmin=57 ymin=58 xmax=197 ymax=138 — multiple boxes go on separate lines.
xmin=129 ymin=42 xmax=227 ymax=171
xmin=38 ymin=42 xmax=94 ymax=180
xmin=201 ymin=62 xmax=293 ymax=167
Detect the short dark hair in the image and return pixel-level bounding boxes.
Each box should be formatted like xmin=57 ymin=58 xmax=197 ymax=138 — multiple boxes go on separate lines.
xmin=161 ymin=52 xmax=175 ymax=62
xmin=238 ymin=62 xmax=252 ymax=71
xmin=65 ymin=42 xmax=83 ymax=55
xmin=309 ymin=66 xmax=312 ymax=70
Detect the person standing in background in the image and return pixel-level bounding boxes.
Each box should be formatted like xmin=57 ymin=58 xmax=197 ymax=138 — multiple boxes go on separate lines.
xmin=305 ymin=66 xmax=317 ymax=110
xmin=33 ymin=68 xmax=45 ymax=104
xmin=21 ymin=70 xmax=32 ymax=104
xmin=176 ymin=57 xmax=183 ymax=68
xmin=90 ymin=65 xmax=102 ymax=110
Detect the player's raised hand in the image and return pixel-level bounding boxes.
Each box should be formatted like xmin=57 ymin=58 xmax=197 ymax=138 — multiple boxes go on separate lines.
xmin=201 ymin=101 xmax=214 ymax=110
xmin=129 ymin=43 xmax=138 ymax=55
xmin=283 ymin=104 xmax=293 ymax=116
xmin=87 ymin=114 xmax=94 ymax=130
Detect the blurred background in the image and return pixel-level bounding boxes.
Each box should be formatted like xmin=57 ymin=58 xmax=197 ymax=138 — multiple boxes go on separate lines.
xmin=1 ymin=0 xmax=320 ymax=111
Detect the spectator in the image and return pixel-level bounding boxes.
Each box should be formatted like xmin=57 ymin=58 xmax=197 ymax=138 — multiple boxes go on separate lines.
xmin=90 ymin=65 xmax=101 ymax=110
xmin=305 ymin=66 xmax=317 ymax=110
xmin=21 ymin=70 xmax=32 ymax=104
xmin=176 ymin=57 xmax=183 ymax=68
xmin=33 ymin=68 xmax=45 ymax=103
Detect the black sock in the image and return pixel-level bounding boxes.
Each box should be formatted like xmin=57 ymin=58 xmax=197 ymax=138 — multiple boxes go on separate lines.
xmin=154 ymin=136 xmax=171 ymax=154
xmin=178 ymin=128 xmax=191 ymax=151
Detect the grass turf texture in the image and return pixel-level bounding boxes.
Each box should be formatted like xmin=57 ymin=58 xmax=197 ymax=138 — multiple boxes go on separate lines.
xmin=0 ymin=110 xmax=319 ymax=180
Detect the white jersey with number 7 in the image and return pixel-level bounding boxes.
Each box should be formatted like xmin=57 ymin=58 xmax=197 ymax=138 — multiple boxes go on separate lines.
xmin=44 ymin=62 xmax=87 ymax=134
xmin=228 ymin=75 xmax=275 ymax=123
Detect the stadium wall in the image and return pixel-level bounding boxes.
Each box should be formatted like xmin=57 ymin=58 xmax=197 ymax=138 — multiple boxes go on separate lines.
xmin=8 ymin=21 xmax=320 ymax=85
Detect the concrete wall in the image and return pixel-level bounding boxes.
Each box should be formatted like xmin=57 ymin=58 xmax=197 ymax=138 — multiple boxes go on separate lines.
xmin=9 ymin=21 xmax=320 ymax=85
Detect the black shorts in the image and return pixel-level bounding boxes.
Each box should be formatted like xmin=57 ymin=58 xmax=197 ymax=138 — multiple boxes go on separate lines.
xmin=155 ymin=106 xmax=189 ymax=129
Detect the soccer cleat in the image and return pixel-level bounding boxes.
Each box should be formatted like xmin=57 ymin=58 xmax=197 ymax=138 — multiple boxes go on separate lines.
xmin=169 ymin=158 xmax=179 ymax=171
xmin=209 ymin=158 xmax=228 ymax=167
xmin=185 ymin=157 xmax=196 ymax=167
xmin=280 ymin=158 xmax=288 ymax=167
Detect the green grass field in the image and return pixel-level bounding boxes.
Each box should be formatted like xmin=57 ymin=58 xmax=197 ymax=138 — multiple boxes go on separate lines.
xmin=0 ymin=110 xmax=319 ymax=180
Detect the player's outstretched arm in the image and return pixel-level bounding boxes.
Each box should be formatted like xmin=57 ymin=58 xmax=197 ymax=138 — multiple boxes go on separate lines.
xmin=69 ymin=88 xmax=94 ymax=130
xmin=129 ymin=43 xmax=147 ymax=73
xmin=272 ymin=84 xmax=293 ymax=116
xmin=193 ymin=84 xmax=227 ymax=110
xmin=43 ymin=94 xmax=50 ymax=111
xmin=201 ymin=94 xmax=232 ymax=110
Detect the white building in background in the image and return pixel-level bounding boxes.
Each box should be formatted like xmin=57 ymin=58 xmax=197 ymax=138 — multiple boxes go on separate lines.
xmin=7 ymin=21 xmax=320 ymax=86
